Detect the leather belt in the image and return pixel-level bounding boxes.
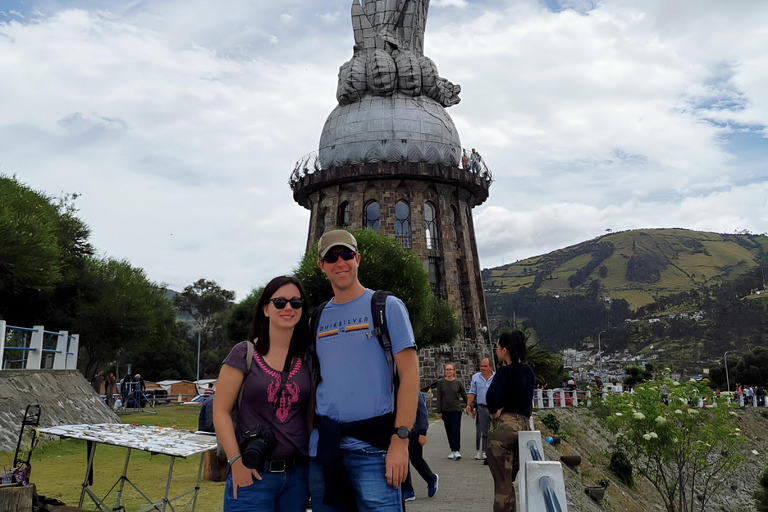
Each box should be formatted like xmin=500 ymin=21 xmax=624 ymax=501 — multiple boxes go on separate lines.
xmin=262 ymin=456 xmax=307 ymax=473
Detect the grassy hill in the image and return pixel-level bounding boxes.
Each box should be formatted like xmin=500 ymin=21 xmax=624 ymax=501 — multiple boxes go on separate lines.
xmin=485 ymin=228 xmax=768 ymax=310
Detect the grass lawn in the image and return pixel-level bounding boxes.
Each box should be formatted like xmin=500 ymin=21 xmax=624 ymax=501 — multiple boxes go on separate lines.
xmin=0 ymin=404 xmax=226 ymax=511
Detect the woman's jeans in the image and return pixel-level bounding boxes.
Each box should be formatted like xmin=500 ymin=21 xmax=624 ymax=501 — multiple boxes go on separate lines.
xmin=223 ymin=463 xmax=309 ymax=512
xmin=442 ymin=410 xmax=462 ymax=452
xmin=308 ymin=447 xmax=402 ymax=512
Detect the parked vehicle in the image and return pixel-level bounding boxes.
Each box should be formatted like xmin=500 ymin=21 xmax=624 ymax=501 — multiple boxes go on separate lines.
xmin=183 ymin=394 xmax=206 ymax=405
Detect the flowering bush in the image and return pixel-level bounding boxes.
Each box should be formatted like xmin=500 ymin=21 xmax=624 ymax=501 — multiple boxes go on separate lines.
xmin=603 ymin=379 xmax=746 ymax=512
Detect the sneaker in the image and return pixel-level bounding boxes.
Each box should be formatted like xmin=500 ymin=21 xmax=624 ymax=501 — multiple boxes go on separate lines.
xmin=454 ymin=451 xmax=462 ymax=460
xmin=475 ymin=450 xmax=483 ymax=460
xmin=428 ymin=474 xmax=439 ymax=498
xmin=482 ymin=452 xmax=487 ymax=460
xmin=403 ymin=490 xmax=416 ymax=502
xmin=447 ymin=452 xmax=456 ymax=459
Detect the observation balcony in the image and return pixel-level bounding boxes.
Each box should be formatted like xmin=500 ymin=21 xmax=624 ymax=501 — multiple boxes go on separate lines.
xmin=289 ymin=148 xmax=493 ymax=210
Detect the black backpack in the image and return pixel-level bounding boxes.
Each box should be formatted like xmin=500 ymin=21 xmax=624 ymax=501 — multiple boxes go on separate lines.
xmin=308 ymin=290 xmax=399 ymax=394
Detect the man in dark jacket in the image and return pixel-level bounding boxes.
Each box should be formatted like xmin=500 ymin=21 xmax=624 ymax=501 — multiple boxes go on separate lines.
xmin=401 ymin=392 xmax=439 ymax=501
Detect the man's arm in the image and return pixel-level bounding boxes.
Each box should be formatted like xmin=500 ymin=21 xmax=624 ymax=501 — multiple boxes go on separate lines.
xmin=386 ymin=347 xmax=419 ymax=488
xmin=466 ymin=393 xmax=476 ymax=416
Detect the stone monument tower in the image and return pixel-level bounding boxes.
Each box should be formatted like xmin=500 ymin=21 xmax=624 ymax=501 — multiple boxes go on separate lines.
xmin=290 ymin=0 xmax=493 ymax=358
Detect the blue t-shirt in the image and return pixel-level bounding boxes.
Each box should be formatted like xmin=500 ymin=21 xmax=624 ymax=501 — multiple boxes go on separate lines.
xmin=310 ymin=289 xmax=416 ymax=454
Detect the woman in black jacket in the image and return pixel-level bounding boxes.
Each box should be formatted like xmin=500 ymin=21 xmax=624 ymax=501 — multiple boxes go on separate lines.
xmin=486 ymin=331 xmax=535 ymax=512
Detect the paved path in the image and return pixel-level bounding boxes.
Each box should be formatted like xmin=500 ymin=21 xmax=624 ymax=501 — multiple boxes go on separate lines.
xmin=406 ymin=413 xmax=494 ymax=512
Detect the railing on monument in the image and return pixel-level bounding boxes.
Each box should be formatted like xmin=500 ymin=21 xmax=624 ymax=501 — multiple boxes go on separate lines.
xmin=289 ymin=149 xmax=494 ymax=189
xmin=0 ymin=320 xmax=79 ymax=370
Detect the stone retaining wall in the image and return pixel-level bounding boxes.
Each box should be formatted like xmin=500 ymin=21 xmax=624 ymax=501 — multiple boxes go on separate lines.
xmin=0 ymin=370 xmax=119 ymax=452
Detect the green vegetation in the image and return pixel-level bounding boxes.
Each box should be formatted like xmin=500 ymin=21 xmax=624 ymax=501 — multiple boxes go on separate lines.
xmin=603 ymin=377 xmax=746 ymax=512
xmin=608 ymin=450 xmax=633 ymax=486
xmin=0 ymin=405 xmax=225 ymax=512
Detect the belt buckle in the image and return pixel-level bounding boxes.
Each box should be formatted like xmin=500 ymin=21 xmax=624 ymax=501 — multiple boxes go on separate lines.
xmin=268 ymin=460 xmax=287 ymax=473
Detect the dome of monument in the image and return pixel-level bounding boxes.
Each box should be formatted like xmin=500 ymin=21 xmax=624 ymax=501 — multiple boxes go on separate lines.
xmin=318 ymin=92 xmax=461 ymax=168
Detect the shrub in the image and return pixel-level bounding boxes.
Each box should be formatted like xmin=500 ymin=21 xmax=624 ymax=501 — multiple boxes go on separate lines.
xmin=541 ymin=413 xmax=561 ymax=433
xmin=608 ymin=450 xmax=633 ymax=486
xmin=756 ymin=467 xmax=768 ymax=512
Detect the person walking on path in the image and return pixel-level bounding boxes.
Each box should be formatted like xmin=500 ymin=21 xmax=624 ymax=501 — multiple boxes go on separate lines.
xmin=402 ymin=392 xmax=439 ymax=502
xmin=466 ymin=358 xmax=494 ymax=461
xmin=309 ymin=229 xmax=419 ymax=512
xmin=434 ymin=363 xmax=467 ymax=460
xmin=104 ymin=371 xmax=116 ymax=408
xmin=213 ymin=275 xmax=313 ymax=512
xmin=486 ymin=331 xmax=535 ymax=512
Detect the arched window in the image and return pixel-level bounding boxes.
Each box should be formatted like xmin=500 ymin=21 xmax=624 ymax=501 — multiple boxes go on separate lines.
xmin=424 ymin=202 xmax=438 ymax=250
xmin=338 ymin=201 xmax=350 ymax=228
xmin=395 ymin=200 xmax=411 ymax=249
xmin=451 ymin=205 xmax=459 ymax=243
xmin=364 ymin=200 xmax=380 ymax=233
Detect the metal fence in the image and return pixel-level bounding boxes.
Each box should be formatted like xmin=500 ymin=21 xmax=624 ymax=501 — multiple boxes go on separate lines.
xmin=0 ymin=320 xmax=79 ymax=370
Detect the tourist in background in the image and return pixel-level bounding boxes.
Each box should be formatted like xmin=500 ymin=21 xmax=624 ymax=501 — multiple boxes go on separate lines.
xmin=486 ymin=331 xmax=535 ymax=512
xmin=466 ymin=358 xmax=494 ymax=461
xmin=434 ymin=363 xmax=467 ymax=460
xmin=401 ymin=392 xmax=439 ymax=502
xmin=104 ymin=371 xmax=116 ymax=408
xmin=213 ymin=276 xmax=313 ymax=512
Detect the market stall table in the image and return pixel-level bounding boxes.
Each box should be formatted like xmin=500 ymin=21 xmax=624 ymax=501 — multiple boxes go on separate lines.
xmin=38 ymin=423 xmax=217 ymax=512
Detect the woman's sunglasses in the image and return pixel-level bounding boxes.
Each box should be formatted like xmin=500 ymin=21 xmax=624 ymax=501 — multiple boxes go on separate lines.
xmin=270 ymin=297 xmax=304 ymax=309
xmin=324 ymin=251 xmax=356 ymax=264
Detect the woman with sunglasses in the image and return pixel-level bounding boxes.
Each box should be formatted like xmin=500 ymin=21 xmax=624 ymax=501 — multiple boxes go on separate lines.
xmin=214 ymin=275 xmax=313 ymax=512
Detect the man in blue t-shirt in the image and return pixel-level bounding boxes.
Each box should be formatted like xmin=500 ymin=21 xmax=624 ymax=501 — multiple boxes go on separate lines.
xmin=309 ymin=230 xmax=419 ymax=512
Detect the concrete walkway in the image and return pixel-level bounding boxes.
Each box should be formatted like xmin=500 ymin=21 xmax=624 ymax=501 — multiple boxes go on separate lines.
xmin=406 ymin=413 xmax=494 ymax=512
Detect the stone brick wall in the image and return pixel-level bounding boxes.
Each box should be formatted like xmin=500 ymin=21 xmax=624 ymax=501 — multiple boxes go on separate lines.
xmin=0 ymin=370 xmax=119 ymax=452
xmin=418 ymin=337 xmax=496 ymax=397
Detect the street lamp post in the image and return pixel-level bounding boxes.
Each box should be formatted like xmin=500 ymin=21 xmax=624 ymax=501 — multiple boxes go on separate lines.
xmin=597 ymin=330 xmax=606 ymax=381
xmin=482 ymin=326 xmax=496 ymax=371
xmin=196 ymin=330 xmax=201 ymax=389
xmin=724 ymin=350 xmax=731 ymax=393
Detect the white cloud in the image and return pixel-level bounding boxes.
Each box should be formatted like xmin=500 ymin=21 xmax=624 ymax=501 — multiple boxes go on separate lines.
xmin=1 ymin=0 xmax=768 ymax=298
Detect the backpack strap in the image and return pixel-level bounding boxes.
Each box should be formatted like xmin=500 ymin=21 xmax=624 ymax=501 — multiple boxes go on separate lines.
xmin=368 ymin=290 xmax=399 ymax=397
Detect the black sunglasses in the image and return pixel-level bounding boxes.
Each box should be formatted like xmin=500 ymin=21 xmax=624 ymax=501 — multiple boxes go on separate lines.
xmin=270 ymin=297 xmax=304 ymax=309
xmin=324 ymin=251 xmax=356 ymax=264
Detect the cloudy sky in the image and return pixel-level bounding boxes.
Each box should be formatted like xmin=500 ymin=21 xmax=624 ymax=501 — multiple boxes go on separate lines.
xmin=2 ymin=0 xmax=767 ymax=299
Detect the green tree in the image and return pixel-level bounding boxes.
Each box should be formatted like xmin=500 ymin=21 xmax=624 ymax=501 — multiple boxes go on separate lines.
xmin=73 ymin=257 xmax=182 ymax=379
xmin=0 ymin=176 xmax=93 ymax=323
xmin=419 ymin=295 xmax=461 ymax=348
xmin=294 ymin=229 xmax=433 ymax=344
xmin=173 ymin=279 xmax=235 ymax=351
xmin=604 ymin=379 xmax=746 ymax=512
xmin=755 ymin=467 xmax=768 ymax=512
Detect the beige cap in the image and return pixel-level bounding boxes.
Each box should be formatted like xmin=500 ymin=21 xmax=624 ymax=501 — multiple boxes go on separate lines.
xmin=318 ymin=230 xmax=358 ymax=258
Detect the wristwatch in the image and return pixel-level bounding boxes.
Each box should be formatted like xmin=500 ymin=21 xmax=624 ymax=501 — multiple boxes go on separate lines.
xmin=394 ymin=426 xmax=410 ymax=439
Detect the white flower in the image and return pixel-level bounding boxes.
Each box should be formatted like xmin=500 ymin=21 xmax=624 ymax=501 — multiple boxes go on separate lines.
xmin=649 ymin=432 xmax=658 ymax=439
xmin=615 ymin=413 xmax=623 ymax=417
xmin=633 ymin=412 xmax=646 ymax=420
xmin=675 ymin=409 xmax=683 ymax=415
xmin=734 ymin=428 xmax=741 ymax=432
xmin=643 ymin=433 xmax=652 ymax=440
xmin=687 ymin=409 xmax=699 ymax=415
xmin=672 ymin=382 xmax=680 ymax=386
xmin=655 ymin=416 xmax=666 ymax=425
xmin=679 ymin=397 xmax=687 ymax=404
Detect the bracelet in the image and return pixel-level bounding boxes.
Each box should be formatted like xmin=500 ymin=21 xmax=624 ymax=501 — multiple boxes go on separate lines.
xmin=228 ymin=453 xmax=242 ymax=465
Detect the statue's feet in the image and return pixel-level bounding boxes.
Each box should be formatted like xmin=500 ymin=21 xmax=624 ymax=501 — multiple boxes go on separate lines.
xmin=393 ymin=50 xmax=421 ymax=97
xmin=366 ymin=49 xmax=397 ymax=96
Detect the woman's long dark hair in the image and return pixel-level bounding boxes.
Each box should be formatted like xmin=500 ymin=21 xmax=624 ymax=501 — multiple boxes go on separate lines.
xmin=498 ymin=330 xmax=526 ymax=364
xmin=246 ymin=275 xmax=311 ymax=361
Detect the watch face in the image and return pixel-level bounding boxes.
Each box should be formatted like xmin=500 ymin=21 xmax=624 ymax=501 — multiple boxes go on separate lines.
xmin=397 ymin=426 xmax=409 ymax=439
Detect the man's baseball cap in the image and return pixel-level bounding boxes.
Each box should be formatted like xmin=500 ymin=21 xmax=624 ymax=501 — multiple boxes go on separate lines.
xmin=318 ymin=230 xmax=358 ymax=258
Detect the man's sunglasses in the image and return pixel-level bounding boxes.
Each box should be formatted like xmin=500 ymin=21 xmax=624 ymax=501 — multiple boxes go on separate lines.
xmin=324 ymin=251 xmax=356 ymax=264
xmin=270 ymin=298 xmax=304 ymax=309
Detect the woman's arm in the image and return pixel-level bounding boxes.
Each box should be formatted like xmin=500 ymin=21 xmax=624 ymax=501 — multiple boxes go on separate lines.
xmin=213 ymin=364 xmax=261 ymax=499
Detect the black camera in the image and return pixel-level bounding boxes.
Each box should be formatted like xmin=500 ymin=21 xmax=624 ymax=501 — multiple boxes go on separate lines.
xmin=239 ymin=425 xmax=276 ymax=470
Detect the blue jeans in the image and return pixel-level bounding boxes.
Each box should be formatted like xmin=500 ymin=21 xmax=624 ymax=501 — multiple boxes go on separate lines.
xmin=223 ymin=463 xmax=309 ymax=512
xmin=309 ymin=448 xmax=402 ymax=512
